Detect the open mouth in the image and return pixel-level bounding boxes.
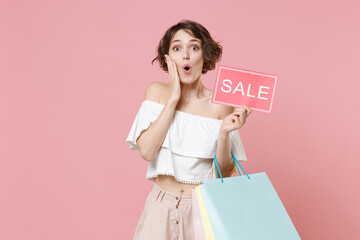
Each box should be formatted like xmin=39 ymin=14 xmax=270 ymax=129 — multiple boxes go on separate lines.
xmin=183 ymin=65 xmax=191 ymax=74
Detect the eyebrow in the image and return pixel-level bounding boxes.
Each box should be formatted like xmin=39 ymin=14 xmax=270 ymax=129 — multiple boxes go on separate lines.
xmin=170 ymin=39 xmax=201 ymax=45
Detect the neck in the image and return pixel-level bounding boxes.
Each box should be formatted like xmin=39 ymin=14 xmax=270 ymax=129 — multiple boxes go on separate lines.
xmin=178 ymin=78 xmax=206 ymax=104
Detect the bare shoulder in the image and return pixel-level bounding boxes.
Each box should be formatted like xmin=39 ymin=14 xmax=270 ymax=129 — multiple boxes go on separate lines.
xmin=205 ymin=88 xmax=235 ymax=120
xmin=144 ymin=82 xmax=166 ymax=103
xmin=215 ymin=103 xmax=235 ymax=120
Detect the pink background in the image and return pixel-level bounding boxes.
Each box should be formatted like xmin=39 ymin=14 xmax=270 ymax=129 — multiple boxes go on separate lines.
xmin=1 ymin=0 xmax=359 ymax=239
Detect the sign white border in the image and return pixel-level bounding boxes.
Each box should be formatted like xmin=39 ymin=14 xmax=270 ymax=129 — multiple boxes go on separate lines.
xmin=212 ymin=65 xmax=278 ymax=113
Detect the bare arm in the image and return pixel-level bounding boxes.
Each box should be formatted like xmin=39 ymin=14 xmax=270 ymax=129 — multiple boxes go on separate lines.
xmin=215 ymin=107 xmax=235 ymax=178
xmin=215 ymin=105 xmax=251 ymax=178
xmin=136 ymin=82 xmax=178 ymax=162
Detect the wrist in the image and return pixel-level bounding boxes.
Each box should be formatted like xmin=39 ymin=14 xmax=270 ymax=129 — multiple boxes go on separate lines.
xmin=219 ymin=129 xmax=229 ymax=139
xmin=167 ymin=97 xmax=179 ymax=106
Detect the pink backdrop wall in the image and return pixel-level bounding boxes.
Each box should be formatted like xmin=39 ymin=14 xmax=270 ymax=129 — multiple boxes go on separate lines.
xmin=1 ymin=0 xmax=359 ymax=239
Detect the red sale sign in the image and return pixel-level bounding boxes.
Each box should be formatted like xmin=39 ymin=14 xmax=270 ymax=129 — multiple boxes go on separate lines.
xmin=212 ymin=65 xmax=278 ymax=113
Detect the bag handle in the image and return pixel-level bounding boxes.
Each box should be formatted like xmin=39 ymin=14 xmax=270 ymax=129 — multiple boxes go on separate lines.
xmin=214 ymin=151 xmax=250 ymax=183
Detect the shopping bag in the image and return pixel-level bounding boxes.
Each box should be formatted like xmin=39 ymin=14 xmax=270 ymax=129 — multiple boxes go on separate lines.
xmin=194 ymin=187 xmax=216 ymax=240
xmin=191 ymin=154 xmax=239 ymax=240
xmin=192 ymin=189 xmax=206 ymax=240
xmin=199 ymin=152 xmax=301 ymax=240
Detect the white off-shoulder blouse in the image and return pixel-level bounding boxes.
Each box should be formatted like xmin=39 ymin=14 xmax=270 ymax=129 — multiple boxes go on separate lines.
xmin=125 ymin=100 xmax=247 ymax=184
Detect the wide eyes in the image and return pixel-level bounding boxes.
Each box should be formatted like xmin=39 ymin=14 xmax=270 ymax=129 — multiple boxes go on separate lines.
xmin=172 ymin=45 xmax=200 ymax=51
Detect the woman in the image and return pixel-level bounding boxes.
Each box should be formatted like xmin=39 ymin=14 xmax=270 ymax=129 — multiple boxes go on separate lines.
xmin=126 ymin=19 xmax=252 ymax=240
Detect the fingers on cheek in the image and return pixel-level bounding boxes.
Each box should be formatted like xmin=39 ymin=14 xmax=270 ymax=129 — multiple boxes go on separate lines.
xmin=171 ymin=63 xmax=176 ymax=75
xmin=169 ymin=64 xmax=173 ymax=76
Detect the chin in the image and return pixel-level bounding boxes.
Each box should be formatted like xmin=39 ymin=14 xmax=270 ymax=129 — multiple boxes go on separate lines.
xmin=180 ymin=74 xmax=199 ymax=83
xmin=180 ymin=78 xmax=195 ymax=84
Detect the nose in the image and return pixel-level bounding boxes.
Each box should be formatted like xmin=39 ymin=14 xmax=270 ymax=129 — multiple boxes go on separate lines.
xmin=182 ymin=51 xmax=190 ymax=60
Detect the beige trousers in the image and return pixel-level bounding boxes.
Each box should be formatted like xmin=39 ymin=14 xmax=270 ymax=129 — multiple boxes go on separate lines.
xmin=133 ymin=182 xmax=194 ymax=240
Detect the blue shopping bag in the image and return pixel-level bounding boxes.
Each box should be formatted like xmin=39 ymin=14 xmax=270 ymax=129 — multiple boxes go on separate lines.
xmin=199 ymin=152 xmax=301 ymax=240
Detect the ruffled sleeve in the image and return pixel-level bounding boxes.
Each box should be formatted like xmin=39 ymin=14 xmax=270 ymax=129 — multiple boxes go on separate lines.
xmin=125 ymin=100 xmax=248 ymax=162
xmin=125 ymin=101 xmax=162 ymax=152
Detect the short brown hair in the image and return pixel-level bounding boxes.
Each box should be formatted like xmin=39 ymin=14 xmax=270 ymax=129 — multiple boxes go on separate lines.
xmin=151 ymin=19 xmax=223 ymax=74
